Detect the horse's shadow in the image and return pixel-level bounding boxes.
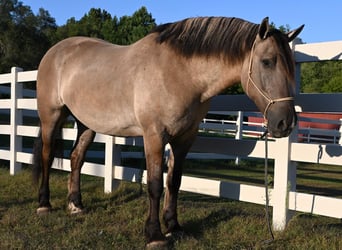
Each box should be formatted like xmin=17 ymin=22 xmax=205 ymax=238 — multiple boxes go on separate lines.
xmin=181 ymin=208 xmax=237 ymax=236
xmin=85 ymin=182 xmax=144 ymax=212
xmin=170 ymin=193 xmax=246 ymax=240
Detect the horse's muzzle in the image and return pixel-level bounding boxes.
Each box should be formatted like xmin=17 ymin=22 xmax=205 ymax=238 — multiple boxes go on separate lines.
xmin=267 ymin=109 xmax=297 ymax=138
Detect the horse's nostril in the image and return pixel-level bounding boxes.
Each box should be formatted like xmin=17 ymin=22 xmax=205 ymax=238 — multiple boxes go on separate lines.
xmin=277 ymin=119 xmax=288 ymax=131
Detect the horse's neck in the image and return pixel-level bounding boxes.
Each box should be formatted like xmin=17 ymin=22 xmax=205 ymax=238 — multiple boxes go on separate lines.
xmin=188 ymin=57 xmax=243 ymax=102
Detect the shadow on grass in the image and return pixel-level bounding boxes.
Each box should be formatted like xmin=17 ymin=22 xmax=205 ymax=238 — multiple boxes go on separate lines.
xmin=85 ymin=182 xmax=144 ymax=213
xmin=180 ymin=208 xmax=239 ymax=237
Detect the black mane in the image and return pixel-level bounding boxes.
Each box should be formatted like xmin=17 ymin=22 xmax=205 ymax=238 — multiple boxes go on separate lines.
xmin=152 ymin=17 xmax=259 ymax=63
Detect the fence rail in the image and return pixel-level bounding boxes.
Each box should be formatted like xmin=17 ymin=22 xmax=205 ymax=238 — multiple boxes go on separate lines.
xmin=1 ymin=40 xmax=341 ymax=231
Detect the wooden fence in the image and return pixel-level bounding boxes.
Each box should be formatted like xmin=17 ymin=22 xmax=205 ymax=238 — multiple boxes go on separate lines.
xmin=0 ymin=40 xmax=341 ymax=231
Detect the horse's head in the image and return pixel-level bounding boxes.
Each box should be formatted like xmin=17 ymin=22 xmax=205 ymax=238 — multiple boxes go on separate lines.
xmin=241 ymin=17 xmax=304 ymax=138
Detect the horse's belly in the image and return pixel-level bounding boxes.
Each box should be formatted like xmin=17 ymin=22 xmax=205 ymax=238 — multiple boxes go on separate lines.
xmin=99 ymin=123 xmax=143 ymax=137
xmin=76 ymin=113 xmax=143 ymax=137
xmin=66 ymin=98 xmax=142 ymax=137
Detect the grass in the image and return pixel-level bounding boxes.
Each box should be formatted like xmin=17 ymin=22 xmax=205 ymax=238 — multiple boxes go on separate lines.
xmin=0 ymin=162 xmax=341 ymax=249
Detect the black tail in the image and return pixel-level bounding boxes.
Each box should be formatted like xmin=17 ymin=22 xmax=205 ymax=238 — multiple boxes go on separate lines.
xmin=32 ymin=128 xmax=43 ymax=185
xmin=32 ymin=126 xmax=65 ymax=185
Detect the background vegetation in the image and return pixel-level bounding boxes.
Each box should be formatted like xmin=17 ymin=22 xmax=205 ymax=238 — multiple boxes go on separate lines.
xmin=0 ymin=0 xmax=341 ymax=93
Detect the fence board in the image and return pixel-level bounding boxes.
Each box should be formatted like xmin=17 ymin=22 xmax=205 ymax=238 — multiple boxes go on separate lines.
xmin=288 ymin=192 xmax=342 ymax=218
xmin=291 ymin=143 xmax=342 ymax=165
xmin=17 ymin=70 xmax=37 ymax=82
xmin=295 ymin=94 xmax=342 ymax=113
xmin=17 ymin=98 xmax=37 ymax=110
xmin=0 ymin=99 xmax=11 ymax=108
xmin=0 ymin=73 xmax=11 ymax=84
xmin=0 ymin=125 xmax=11 ymax=134
xmin=0 ymin=149 xmax=10 ymax=160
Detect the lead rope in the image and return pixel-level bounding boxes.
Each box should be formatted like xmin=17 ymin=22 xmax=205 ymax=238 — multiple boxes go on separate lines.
xmin=247 ymin=37 xmax=294 ymax=245
xmin=261 ymin=128 xmax=275 ymax=244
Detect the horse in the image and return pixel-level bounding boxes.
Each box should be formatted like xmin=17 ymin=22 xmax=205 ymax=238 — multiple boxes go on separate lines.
xmin=33 ymin=16 xmax=303 ymax=247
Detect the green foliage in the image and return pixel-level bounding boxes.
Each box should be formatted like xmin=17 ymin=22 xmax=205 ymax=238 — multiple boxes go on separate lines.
xmin=301 ymin=61 xmax=342 ymax=93
xmin=270 ymin=21 xmax=342 ymax=94
xmin=0 ymin=0 xmax=57 ymax=72
xmin=114 ymin=7 xmax=156 ymax=45
xmin=54 ymin=6 xmax=156 ymax=45
xmin=0 ymin=2 xmax=155 ymax=73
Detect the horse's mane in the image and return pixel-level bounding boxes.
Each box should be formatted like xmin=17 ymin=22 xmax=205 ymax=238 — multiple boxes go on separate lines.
xmin=152 ymin=17 xmax=259 ymax=63
xmin=152 ymin=17 xmax=295 ymax=77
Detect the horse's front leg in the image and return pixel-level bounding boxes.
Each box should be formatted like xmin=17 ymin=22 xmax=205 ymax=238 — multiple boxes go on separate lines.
xmin=68 ymin=122 xmax=95 ymax=214
xmin=143 ymin=133 xmax=167 ymax=247
xmin=163 ymin=132 xmax=196 ymax=235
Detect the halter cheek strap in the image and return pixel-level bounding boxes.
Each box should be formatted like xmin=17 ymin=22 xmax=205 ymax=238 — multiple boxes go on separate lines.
xmin=246 ymin=40 xmax=294 ymax=126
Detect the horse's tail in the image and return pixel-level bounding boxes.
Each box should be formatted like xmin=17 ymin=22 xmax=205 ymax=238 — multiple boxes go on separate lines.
xmin=32 ymin=125 xmax=64 ymax=185
xmin=32 ymin=128 xmax=43 ymax=185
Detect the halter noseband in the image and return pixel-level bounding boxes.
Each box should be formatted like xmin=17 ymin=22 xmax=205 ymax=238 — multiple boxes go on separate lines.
xmin=246 ymin=40 xmax=294 ymax=126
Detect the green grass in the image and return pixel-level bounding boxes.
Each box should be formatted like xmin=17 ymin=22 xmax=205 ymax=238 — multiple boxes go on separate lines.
xmin=0 ymin=164 xmax=341 ymax=249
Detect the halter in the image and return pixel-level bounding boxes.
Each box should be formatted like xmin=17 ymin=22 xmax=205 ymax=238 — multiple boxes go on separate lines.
xmin=246 ymin=40 xmax=294 ymax=126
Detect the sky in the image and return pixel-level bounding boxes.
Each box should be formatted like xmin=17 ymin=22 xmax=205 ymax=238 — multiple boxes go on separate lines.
xmin=21 ymin=0 xmax=342 ymax=44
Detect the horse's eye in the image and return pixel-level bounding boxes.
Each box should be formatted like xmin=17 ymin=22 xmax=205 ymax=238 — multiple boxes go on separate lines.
xmin=262 ymin=59 xmax=272 ymax=67
xmin=262 ymin=57 xmax=276 ymax=68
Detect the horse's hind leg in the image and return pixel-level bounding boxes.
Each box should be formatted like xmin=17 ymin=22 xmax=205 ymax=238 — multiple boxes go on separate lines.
xmin=68 ymin=120 xmax=95 ymax=214
xmin=37 ymin=106 xmax=69 ymax=214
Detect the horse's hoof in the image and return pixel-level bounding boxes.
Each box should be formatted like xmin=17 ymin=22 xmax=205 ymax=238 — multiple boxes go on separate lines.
xmin=146 ymin=240 xmax=168 ymax=249
xmin=36 ymin=206 xmax=51 ymax=215
xmin=68 ymin=202 xmax=85 ymax=215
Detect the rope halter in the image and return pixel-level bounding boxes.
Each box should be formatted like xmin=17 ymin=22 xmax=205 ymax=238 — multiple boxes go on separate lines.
xmin=246 ymin=40 xmax=294 ymax=127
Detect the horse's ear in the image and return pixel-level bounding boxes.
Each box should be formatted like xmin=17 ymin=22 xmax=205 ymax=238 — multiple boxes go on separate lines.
xmin=258 ymin=17 xmax=270 ymax=40
xmin=286 ymin=24 xmax=305 ymax=42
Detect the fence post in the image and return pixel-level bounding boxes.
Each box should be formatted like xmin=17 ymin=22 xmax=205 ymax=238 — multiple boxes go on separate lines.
xmin=104 ymin=135 xmax=121 ymax=193
xmin=235 ymin=111 xmax=243 ymax=165
xmin=10 ymin=67 xmax=23 ymax=175
xmin=271 ymin=38 xmax=303 ymax=229
xmin=272 ymin=125 xmax=297 ymax=231
xmin=290 ymin=38 xmax=303 ymax=93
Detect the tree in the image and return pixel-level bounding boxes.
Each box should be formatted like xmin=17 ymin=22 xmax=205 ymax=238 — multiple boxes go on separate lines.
xmin=54 ymin=6 xmax=156 ymax=45
xmin=114 ymin=7 xmax=155 ymax=45
xmin=301 ymin=61 xmax=342 ymax=93
xmin=54 ymin=8 xmax=114 ymax=42
xmin=0 ymin=0 xmax=56 ymax=72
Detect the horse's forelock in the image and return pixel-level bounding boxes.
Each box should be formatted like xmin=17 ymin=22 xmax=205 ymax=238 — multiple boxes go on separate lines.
xmin=263 ymin=29 xmax=296 ymax=83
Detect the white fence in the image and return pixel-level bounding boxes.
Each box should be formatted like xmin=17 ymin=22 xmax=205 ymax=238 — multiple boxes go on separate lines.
xmin=0 ymin=40 xmax=341 ymax=231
